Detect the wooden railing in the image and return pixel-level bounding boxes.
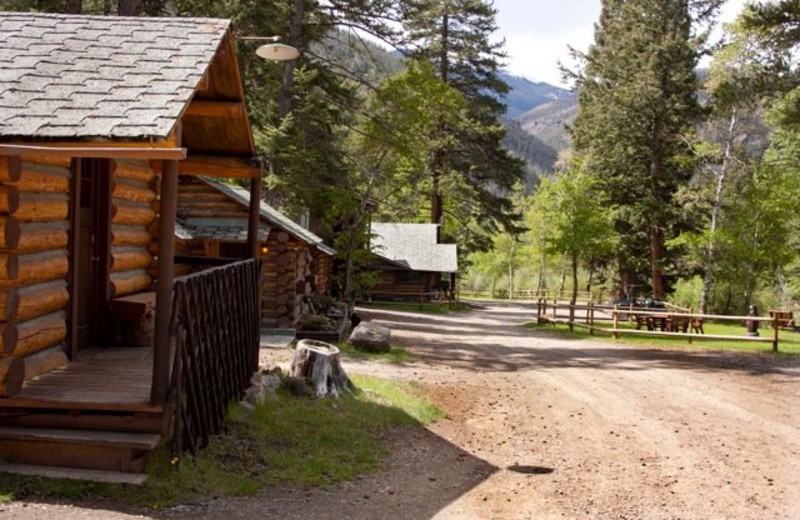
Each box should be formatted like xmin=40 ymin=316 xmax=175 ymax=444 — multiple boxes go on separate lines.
xmin=168 ymin=258 xmax=260 ymax=455
xmin=536 ymin=300 xmax=785 ymax=352
xmin=461 ymin=289 xmax=599 ymax=301
xmin=366 ymin=289 xmax=457 ymax=309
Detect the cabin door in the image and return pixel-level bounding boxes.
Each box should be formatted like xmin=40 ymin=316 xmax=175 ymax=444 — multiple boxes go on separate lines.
xmin=76 ymin=159 xmax=113 ymax=349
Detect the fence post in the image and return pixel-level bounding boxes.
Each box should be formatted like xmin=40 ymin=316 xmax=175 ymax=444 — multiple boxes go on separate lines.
xmin=613 ymin=304 xmax=619 ymax=339
xmin=419 ymin=289 xmax=424 ymax=310
xmin=589 ymin=302 xmax=595 ymax=335
xmin=688 ymin=307 xmax=693 ymax=344
xmin=773 ymin=316 xmax=779 ymax=353
xmin=536 ymin=298 xmax=541 ymax=319
xmin=568 ymin=302 xmax=574 ymax=332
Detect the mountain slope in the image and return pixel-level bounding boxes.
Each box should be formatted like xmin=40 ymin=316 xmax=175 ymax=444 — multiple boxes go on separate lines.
xmin=500 ymin=73 xmax=574 ymax=119
xmin=502 ymin=119 xmax=558 ymax=191
xmin=517 ymin=98 xmax=578 ymax=152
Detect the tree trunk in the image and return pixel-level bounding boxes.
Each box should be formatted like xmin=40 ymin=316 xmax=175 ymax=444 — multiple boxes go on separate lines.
xmin=650 ymin=226 xmax=664 ymax=299
xmin=571 ymin=255 xmax=578 ymax=306
xmin=290 ymin=340 xmax=353 ymax=398
xmin=507 ymin=236 xmax=515 ymax=300
xmin=117 ymin=0 xmax=142 ymax=15
xmin=558 ymin=258 xmax=566 ymax=299
xmin=586 ymin=263 xmax=594 ymax=296
xmin=701 ymin=108 xmax=737 ymax=314
xmin=430 ymin=8 xmax=449 ymax=239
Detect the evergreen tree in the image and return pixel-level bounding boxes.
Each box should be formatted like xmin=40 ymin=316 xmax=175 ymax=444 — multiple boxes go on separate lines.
xmin=403 ymin=0 xmax=526 ymax=246
xmin=569 ymin=0 xmax=721 ymax=299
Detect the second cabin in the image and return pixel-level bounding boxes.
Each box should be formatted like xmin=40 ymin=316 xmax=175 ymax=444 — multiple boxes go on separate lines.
xmin=174 ymin=177 xmax=336 ymax=329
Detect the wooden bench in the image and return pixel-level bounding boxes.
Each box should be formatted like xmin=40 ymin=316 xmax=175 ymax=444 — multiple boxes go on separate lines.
xmin=769 ymin=310 xmax=796 ymax=331
xmin=109 ymin=292 xmax=155 ymax=347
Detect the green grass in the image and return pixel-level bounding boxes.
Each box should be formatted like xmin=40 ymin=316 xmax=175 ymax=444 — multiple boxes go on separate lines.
xmin=527 ymin=320 xmax=800 ymax=355
xmin=336 ymin=341 xmax=414 ymax=364
xmin=0 ymin=376 xmax=443 ymax=509
xmin=358 ymin=301 xmax=471 ymax=314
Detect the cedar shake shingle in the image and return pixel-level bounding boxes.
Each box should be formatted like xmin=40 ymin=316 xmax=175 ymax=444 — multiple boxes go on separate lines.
xmin=0 ymin=11 xmax=229 ymax=140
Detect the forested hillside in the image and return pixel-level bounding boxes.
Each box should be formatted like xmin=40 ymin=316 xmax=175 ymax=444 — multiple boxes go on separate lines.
xmin=467 ymin=0 xmax=800 ymax=319
xmin=501 ymin=120 xmax=558 ymax=191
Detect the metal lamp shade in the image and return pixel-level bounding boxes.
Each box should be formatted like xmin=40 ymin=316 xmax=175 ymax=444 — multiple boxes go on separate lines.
xmin=256 ymin=43 xmax=300 ymax=61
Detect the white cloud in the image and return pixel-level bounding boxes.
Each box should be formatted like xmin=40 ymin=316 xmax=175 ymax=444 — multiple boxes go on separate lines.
xmin=493 ymin=0 xmax=749 ymax=86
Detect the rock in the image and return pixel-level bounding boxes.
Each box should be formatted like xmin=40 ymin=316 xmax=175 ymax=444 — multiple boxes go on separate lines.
xmin=348 ymin=321 xmax=391 ymax=353
xmin=284 ymin=375 xmax=309 ymax=397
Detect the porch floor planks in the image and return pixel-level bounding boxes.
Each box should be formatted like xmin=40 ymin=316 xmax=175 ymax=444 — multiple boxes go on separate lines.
xmin=4 ymin=348 xmax=162 ymax=413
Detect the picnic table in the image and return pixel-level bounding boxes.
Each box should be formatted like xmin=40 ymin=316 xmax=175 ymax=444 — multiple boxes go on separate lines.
xmin=631 ymin=312 xmax=704 ymax=334
xmin=769 ymin=310 xmax=796 ymax=331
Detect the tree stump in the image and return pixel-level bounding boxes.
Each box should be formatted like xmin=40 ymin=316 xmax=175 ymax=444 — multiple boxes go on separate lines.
xmin=289 ymin=339 xmax=353 ymax=398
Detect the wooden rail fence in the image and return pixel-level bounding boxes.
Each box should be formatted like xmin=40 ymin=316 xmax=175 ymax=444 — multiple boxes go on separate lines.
xmin=536 ymin=300 xmax=785 ymax=352
xmin=168 ymin=258 xmax=260 ymax=455
xmin=366 ymin=289 xmax=458 ymax=309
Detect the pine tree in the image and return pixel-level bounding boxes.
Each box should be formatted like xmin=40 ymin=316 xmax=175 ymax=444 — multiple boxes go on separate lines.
xmin=403 ymin=0 xmax=526 ymax=247
xmin=569 ymin=0 xmax=721 ymax=299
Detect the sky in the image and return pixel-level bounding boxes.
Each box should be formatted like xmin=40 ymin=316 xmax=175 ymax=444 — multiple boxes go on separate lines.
xmin=493 ymin=0 xmax=750 ymax=87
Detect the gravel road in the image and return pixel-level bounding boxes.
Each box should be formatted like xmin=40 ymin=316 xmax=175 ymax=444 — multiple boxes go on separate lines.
xmin=3 ymin=302 xmax=798 ymax=520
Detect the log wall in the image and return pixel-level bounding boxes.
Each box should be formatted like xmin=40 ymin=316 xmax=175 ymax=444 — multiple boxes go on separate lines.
xmin=0 ymin=156 xmax=73 ymax=391
xmin=312 ymin=249 xmax=333 ymax=296
xmin=112 ymin=160 xmax=155 ymax=297
xmin=371 ymin=268 xmax=438 ymax=299
xmin=260 ymin=231 xmax=301 ymax=328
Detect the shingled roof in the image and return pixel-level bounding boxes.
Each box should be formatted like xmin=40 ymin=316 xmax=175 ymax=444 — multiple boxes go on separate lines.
xmin=202 ymin=179 xmax=336 ymax=256
xmin=0 ymin=11 xmax=228 ymax=140
xmin=371 ymin=223 xmax=458 ymax=273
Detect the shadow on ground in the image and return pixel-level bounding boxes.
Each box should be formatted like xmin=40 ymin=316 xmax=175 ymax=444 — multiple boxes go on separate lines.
xmin=151 ymin=427 xmax=497 ymax=520
xmin=358 ymin=307 xmax=800 ymax=378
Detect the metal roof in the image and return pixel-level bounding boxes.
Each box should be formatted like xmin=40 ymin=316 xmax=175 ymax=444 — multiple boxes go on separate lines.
xmin=370 ymin=223 xmax=458 ymax=273
xmin=202 ymin=179 xmax=336 ymax=255
xmin=0 ymin=11 xmax=228 ymax=139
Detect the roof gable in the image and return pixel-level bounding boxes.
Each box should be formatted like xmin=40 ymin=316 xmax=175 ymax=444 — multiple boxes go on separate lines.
xmin=370 ymin=223 xmax=458 ymax=273
xmin=0 ymin=12 xmax=229 ymax=141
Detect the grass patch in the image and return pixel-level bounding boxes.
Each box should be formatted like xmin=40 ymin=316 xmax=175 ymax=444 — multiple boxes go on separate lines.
xmin=336 ymin=341 xmax=414 ymax=364
xmin=527 ymin=320 xmax=800 ymax=355
xmin=358 ymin=301 xmax=471 ymax=314
xmin=0 ymin=375 xmax=442 ymax=509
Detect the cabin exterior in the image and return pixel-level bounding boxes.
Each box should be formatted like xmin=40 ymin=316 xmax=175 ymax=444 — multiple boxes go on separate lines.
xmin=368 ymin=223 xmax=458 ymax=301
xmin=0 ymin=12 xmax=265 ymax=480
xmin=174 ymin=177 xmax=336 ymax=328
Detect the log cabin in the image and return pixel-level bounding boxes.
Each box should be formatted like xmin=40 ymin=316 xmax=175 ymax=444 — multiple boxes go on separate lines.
xmin=173 ymin=177 xmax=336 ymax=328
xmin=368 ymin=223 xmax=458 ymax=301
xmin=0 ymin=11 xmax=265 ymax=482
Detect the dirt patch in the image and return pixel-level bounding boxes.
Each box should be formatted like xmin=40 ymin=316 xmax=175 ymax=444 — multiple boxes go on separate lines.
xmin=4 ymin=303 xmax=800 ymax=519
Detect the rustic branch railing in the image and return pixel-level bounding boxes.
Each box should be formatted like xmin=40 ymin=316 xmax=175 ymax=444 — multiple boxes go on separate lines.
xmin=168 ymin=258 xmax=260 ymax=455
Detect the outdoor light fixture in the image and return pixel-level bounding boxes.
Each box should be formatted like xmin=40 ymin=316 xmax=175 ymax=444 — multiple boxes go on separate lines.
xmin=261 ymin=245 xmax=270 ymax=255
xmin=241 ymin=35 xmax=300 ymax=62
xmin=255 ymin=42 xmax=300 ymax=61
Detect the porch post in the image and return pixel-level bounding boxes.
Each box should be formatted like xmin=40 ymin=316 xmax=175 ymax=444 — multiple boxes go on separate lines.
xmin=151 ymin=159 xmax=179 ymax=404
xmin=248 ymin=174 xmax=262 ymax=260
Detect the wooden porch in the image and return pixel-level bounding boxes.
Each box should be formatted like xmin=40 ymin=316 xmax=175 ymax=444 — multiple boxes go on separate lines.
xmin=2 ymin=347 xmax=160 ymax=413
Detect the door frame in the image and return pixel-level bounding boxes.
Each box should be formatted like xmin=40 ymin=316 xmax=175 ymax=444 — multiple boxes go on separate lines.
xmin=69 ymin=158 xmax=113 ymax=356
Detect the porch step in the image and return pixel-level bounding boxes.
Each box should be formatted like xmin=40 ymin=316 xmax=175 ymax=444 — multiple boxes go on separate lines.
xmin=0 ymin=426 xmax=162 ymax=473
xmin=0 ymin=408 xmax=166 ymax=433
xmin=0 ymin=462 xmax=147 ymax=485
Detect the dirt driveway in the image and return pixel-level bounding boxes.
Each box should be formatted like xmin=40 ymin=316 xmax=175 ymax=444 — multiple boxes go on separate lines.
xmin=3 ymin=302 xmax=799 ymax=519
